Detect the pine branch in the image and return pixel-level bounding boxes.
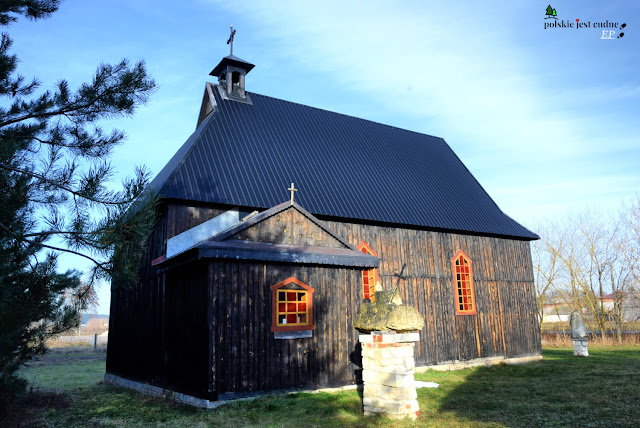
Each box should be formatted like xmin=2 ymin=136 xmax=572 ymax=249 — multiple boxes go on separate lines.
xmin=0 ymin=162 xmax=132 ymax=205
xmin=18 ymin=235 xmax=110 ymax=270
xmin=0 ymin=60 xmax=155 ymax=128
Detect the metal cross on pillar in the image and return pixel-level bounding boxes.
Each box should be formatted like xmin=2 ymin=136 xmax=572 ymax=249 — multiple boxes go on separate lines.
xmin=288 ymin=183 xmax=298 ymax=204
xmin=227 ymin=25 xmax=236 ymax=55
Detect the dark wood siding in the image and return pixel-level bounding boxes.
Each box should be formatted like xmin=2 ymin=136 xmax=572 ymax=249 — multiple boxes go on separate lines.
xmin=209 ymin=261 xmax=363 ymax=398
xmin=107 ymin=202 xmax=226 ymax=397
xmin=229 ymin=208 xmax=345 ymax=247
xmin=108 ymin=201 xmax=541 ymax=399
xmin=164 ymin=263 xmax=209 ymax=397
xmin=322 ymin=219 xmax=542 ymax=364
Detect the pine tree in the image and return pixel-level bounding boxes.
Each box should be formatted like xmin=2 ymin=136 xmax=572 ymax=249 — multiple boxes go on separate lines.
xmin=0 ymin=1 xmax=157 ymax=408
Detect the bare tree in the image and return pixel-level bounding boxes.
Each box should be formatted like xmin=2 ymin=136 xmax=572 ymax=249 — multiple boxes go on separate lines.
xmin=534 ymin=202 xmax=640 ymax=343
xmin=532 ymin=221 xmax=562 ymax=325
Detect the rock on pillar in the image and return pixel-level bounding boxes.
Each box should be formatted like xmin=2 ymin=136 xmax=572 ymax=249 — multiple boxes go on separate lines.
xmin=360 ymin=331 xmax=420 ymax=420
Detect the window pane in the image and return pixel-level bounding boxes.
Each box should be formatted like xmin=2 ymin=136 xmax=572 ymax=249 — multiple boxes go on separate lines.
xmin=279 ymin=315 xmax=286 ymax=324
xmin=287 ymin=303 xmax=296 ymax=312
xmin=298 ymin=292 xmax=306 ymax=301
xmin=453 ymin=253 xmax=476 ymax=314
xmin=298 ymin=314 xmax=306 ymax=324
xmin=279 ymin=291 xmax=286 ymax=301
xmin=287 ymin=314 xmax=297 ymax=324
xmin=279 ymin=303 xmax=286 ymax=312
xmin=298 ymin=303 xmax=306 ymax=312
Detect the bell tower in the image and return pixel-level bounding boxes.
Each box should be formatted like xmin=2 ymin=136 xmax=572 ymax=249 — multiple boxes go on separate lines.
xmin=210 ymin=25 xmax=254 ymax=100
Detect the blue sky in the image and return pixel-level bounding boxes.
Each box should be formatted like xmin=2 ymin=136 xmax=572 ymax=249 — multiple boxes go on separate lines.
xmin=7 ymin=0 xmax=639 ymax=313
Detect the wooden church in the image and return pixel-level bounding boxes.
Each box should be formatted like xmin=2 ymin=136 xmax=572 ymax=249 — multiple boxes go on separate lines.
xmin=106 ymin=38 xmax=541 ymax=404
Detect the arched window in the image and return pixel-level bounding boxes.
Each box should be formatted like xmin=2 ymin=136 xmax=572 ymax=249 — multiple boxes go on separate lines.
xmin=357 ymin=241 xmax=378 ymax=301
xmin=271 ymin=277 xmax=315 ymax=332
xmin=451 ymin=250 xmax=477 ymax=315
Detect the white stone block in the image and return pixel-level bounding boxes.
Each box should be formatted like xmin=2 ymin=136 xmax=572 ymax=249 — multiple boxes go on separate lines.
xmin=387 ymin=385 xmax=417 ymax=400
xmin=391 ymin=347 xmax=413 ymax=359
xmin=573 ymin=338 xmax=589 ymax=357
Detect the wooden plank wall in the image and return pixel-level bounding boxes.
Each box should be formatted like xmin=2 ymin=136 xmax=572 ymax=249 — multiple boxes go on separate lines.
xmin=209 ymin=261 xmax=364 ymax=398
xmin=164 ymin=263 xmax=209 ymax=397
xmin=322 ymin=219 xmax=542 ymax=365
xmin=106 ymin=274 xmax=163 ymax=382
xmin=107 ymin=202 xmax=228 ymax=388
xmin=108 ymin=200 xmax=541 ymax=398
xmin=229 ymin=207 xmax=345 ymax=248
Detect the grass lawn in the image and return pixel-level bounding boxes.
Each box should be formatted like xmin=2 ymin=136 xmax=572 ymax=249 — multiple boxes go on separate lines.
xmin=10 ymin=345 xmax=640 ymax=427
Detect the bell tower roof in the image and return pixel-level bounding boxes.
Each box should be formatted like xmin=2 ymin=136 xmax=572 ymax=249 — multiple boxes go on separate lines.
xmin=210 ymin=54 xmax=255 ymax=78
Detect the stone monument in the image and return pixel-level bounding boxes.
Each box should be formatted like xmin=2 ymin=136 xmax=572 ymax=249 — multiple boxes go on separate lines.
xmin=355 ymin=289 xmax=424 ymax=420
xmin=570 ymin=310 xmax=589 ymax=357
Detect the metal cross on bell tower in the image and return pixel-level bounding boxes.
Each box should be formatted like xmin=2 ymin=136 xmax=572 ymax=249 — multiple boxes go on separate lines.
xmin=227 ymin=25 xmax=237 ymax=55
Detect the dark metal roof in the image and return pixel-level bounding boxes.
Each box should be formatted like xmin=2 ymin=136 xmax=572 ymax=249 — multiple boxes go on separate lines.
xmin=210 ymin=55 xmax=255 ymax=76
xmin=199 ymin=240 xmax=380 ymax=267
xmin=156 ymin=238 xmax=379 ymax=272
xmin=149 ymin=85 xmax=538 ymax=240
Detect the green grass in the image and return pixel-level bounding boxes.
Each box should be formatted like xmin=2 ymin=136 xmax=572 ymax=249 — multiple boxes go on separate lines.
xmin=11 ymin=346 xmax=640 ymax=427
xmin=20 ymin=355 xmax=106 ymax=391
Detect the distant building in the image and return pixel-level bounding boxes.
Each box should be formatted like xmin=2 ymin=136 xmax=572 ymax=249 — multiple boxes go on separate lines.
xmin=600 ymin=292 xmax=640 ymax=322
xmin=542 ymin=302 xmax=571 ymax=323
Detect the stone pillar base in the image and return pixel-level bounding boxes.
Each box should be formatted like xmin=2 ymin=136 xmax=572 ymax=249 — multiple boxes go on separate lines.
xmin=573 ymin=338 xmax=588 ymax=357
xmin=360 ymin=332 xmax=420 ymax=420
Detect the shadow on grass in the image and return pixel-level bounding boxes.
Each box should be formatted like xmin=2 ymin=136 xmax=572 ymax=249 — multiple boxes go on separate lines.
xmin=438 ymin=347 xmax=640 ymax=427
xmin=53 ymin=383 xmax=393 ymax=428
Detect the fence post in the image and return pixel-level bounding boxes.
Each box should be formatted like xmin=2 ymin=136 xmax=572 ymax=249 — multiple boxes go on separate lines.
xmin=94 ymin=333 xmax=97 ymax=351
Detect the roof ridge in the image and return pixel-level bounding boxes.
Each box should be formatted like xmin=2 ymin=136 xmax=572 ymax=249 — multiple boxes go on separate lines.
xmin=210 ymin=83 xmax=443 ymax=141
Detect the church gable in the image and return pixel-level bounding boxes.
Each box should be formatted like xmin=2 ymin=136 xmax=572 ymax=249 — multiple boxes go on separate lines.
xmin=224 ymin=205 xmax=346 ymax=248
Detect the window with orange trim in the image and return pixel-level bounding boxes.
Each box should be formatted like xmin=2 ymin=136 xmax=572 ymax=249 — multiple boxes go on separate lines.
xmin=451 ymin=250 xmax=477 ymax=315
xmin=270 ymin=277 xmax=315 ymax=332
xmin=357 ymin=241 xmax=378 ymax=301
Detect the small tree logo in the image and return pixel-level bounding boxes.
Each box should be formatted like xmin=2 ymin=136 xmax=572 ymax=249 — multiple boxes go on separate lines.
xmin=545 ymin=5 xmax=558 ymax=19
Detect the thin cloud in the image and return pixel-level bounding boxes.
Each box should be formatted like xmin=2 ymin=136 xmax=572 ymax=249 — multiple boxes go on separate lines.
xmin=205 ymin=0 xmax=639 ymax=221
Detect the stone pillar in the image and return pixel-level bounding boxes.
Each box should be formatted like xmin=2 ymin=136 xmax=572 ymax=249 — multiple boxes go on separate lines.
xmin=360 ymin=331 xmax=420 ymax=420
xmin=572 ymin=337 xmax=589 ymax=357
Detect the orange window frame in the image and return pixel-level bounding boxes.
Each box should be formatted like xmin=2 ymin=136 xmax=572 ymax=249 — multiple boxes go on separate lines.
xmin=451 ymin=250 xmax=477 ymax=315
xmin=270 ymin=277 xmax=316 ymax=332
xmin=357 ymin=241 xmax=379 ymax=301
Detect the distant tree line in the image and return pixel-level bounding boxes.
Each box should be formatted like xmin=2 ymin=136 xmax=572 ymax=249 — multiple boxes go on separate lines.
xmin=533 ymin=197 xmax=640 ymax=343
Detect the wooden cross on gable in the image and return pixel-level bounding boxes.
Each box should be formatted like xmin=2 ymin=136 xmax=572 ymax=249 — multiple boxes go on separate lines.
xmin=227 ymin=25 xmax=236 ymax=55
xmin=288 ymin=183 xmax=298 ymax=204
